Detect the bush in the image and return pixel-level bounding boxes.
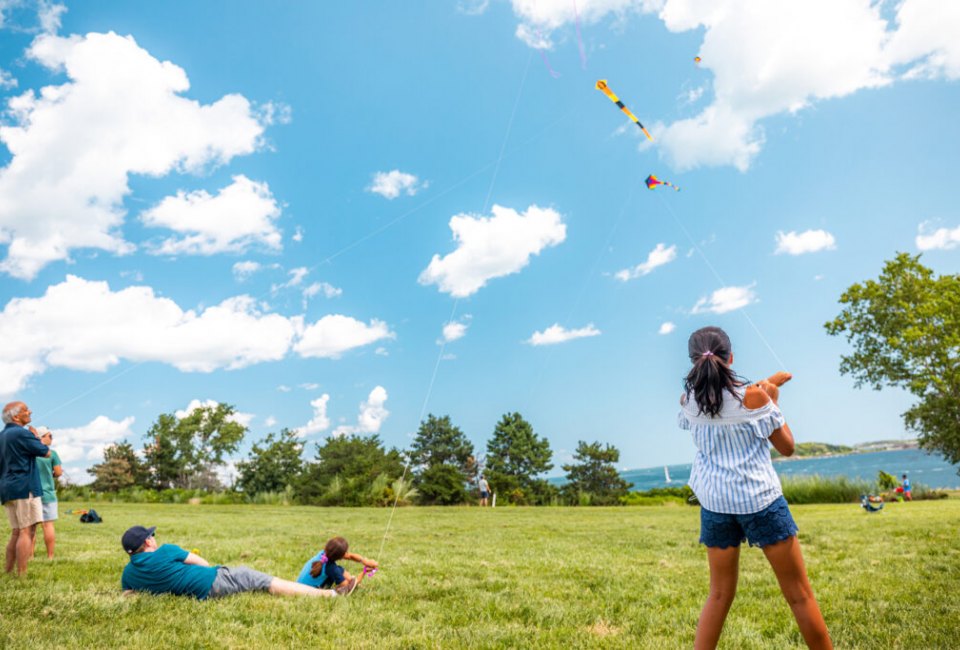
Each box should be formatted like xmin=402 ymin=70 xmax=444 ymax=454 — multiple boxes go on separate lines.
xmin=621 ymin=485 xmax=695 ymax=506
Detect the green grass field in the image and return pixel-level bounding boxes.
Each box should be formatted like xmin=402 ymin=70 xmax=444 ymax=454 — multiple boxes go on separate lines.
xmin=2 ymin=499 xmax=958 ymax=649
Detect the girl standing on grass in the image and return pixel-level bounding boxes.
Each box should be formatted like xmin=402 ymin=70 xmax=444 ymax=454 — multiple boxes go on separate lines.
xmin=678 ymin=326 xmax=832 ymax=650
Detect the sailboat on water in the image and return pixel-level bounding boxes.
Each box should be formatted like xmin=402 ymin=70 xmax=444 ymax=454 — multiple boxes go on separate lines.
xmin=664 ymin=466 xmax=672 ymax=483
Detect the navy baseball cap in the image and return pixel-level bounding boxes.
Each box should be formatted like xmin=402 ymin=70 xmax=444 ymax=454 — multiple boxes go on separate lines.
xmin=121 ymin=525 xmax=156 ymax=555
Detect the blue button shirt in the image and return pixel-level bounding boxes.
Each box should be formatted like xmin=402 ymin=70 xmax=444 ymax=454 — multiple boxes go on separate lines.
xmin=121 ymin=544 xmax=219 ymax=599
xmin=0 ymin=423 xmax=49 ymax=504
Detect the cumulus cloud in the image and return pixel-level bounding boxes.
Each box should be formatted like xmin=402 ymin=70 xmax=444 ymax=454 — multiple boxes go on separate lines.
xmin=366 ymin=170 xmax=426 ymax=199
xmin=293 ymin=315 xmax=394 ymax=359
xmin=174 ymin=398 xmax=254 ymax=428
xmin=916 ymin=222 xmax=960 ymax=251
xmin=0 ymin=275 xmax=392 ymax=395
xmin=0 ymin=67 xmax=16 ymax=89
xmin=527 ymin=323 xmax=601 ymax=346
xmin=296 ymin=394 xmax=331 ymax=436
xmin=691 ymin=284 xmax=757 ymax=314
xmin=420 ymin=204 xmax=566 ymax=297
xmin=141 ymin=176 xmax=282 ymax=256
xmin=774 ymin=229 xmax=836 ymax=255
xmin=332 ymin=386 xmax=389 ymax=437
xmin=232 ymin=260 xmax=262 ymax=281
xmin=508 ymin=0 xmax=960 ymax=171
xmin=658 ymin=321 xmax=676 ymax=335
xmin=615 ymin=243 xmax=677 ymax=280
xmin=0 ymin=31 xmax=270 ymax=279
xmin=457 ymin=0 xmax=490 ymax=16
xmin=441 ymin=320 xmax=468 ymax=343
xmin=302 ymin=282 xmax=342 ymax=302
xmin=52 ymin=415 xmax=136 ymax=465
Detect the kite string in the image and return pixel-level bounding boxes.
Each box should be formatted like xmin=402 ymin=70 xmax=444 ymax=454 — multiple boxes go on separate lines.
xmin=377 ymin=51 xmax=534 ymax=561
xmin=653 ymin=191 xmax=787 ymax=369
xmin=573 ymin=0 xmax=587 ymax=69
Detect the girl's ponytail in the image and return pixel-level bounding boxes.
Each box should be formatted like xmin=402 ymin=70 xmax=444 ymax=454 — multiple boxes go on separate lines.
xmin=683 ymin=326 xmax=744 ymax=417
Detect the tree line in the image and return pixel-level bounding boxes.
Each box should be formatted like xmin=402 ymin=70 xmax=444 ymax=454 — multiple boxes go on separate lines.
xmin=86 ymin=405 xmax=633 ymax=506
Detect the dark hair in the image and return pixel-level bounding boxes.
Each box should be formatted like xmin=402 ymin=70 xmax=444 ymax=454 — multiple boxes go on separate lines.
xmin=683 ymin=326 xmax=745 ymax=418
xmin=310 ymin=536 xmax=349 ymax=578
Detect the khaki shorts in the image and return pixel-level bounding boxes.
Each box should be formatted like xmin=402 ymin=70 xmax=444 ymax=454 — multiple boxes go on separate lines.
xmin=5 ymin=495 xmax=43 ymax=530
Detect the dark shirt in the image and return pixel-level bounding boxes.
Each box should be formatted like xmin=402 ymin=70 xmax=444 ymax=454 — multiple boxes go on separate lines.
xmin=0 ymin=423 xmax=49 ymax=504
xmin=121 ymin=544 xmax=219 ymax=599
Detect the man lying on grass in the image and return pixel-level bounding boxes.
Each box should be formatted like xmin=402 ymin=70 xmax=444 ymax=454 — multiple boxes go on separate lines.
xmin=120 ymin=525 xmax=339 ymax=600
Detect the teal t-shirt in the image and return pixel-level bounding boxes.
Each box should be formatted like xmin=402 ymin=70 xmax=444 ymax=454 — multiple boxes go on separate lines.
xmin=121 ymin=544 xmax=219 ymax=599
xmin=35 ymin=450 xmax=61 ymax=504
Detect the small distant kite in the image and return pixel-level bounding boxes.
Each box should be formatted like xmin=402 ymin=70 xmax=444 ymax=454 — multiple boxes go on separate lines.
xmin=694 ymin=56 xmax=702 ymax=64
xmin=645 ymin=174 xmax=680 ymax=191
xmin=595 ymin=80 xmax=653 ymax=141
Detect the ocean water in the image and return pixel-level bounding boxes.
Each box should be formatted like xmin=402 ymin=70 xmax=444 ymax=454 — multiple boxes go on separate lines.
xmin=562 ymin=448 xmax=959 ymax=491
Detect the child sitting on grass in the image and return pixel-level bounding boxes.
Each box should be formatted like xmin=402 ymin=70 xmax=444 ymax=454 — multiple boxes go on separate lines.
xmin=678 ymin=326 xmax=832 ymax=650
xmin=297 ymin=536 xmax=378 ymax=595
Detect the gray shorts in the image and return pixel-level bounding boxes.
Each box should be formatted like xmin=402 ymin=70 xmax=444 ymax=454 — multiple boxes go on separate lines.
xmin=207 ymin=566 xmax=274 ymax=599
xmin=42 ymin=501 xmax=58 ymax=522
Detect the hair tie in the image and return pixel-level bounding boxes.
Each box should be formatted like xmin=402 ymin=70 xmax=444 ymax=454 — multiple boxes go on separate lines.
xmin=700 ymin=350 xmax=714 ymax=358
xmin=319 ymin=554 xmax=328 ymax=564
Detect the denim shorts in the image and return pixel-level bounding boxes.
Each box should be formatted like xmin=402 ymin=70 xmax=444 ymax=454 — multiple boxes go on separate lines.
xmin=208 ymin=566 xmax=274 ymax=598
xmin=700 ymin=495 xmax=798 ymax=548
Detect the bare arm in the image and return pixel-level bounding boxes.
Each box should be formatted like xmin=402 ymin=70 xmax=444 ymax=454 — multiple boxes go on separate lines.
xmin=744 ymin=383 xmax=795 ymax=457
xmin=343 ymin=552 xmax=378 ymax=568
xmin=122 ymin=590 xmax=137 ymax=597
xmin=183 ymin=552 xmax=211 ymax=567
xmin=53 ymin=465 xmax=63 ymax=478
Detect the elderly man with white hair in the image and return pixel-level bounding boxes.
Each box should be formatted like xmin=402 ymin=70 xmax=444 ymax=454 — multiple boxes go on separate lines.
xmin=1 ymin=401 xmax=50 ymax=576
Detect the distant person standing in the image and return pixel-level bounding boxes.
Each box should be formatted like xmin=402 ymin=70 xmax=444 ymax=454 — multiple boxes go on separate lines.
xmin=478 ymin=475 xmax=490 ymax=507
xmin=34 ymin=427 xmax=62 ymax=559
xmin=902 ymin=474 xmax=912 ymax=501
xmin=1 ymin=401 xmax=50 ymax=576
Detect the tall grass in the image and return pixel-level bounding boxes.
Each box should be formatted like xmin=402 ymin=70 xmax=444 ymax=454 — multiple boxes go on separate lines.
xmin=780 ymin=474 xmax=948 ymax=504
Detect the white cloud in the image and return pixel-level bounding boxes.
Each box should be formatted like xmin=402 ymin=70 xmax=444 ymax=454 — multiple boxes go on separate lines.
xmin=263 ymin=416 xmax=277 ymax=428
xmin=0 ymin=67 xmax=17 ymax=89
xmin=691 ymin=284 xmax=757 ymax=314
xmin=0 ymin=275 xmax=298 ymax=396
xmin=38 ymin=0 xmax=65 ymax=33
xmin=916 ymin=222 xmax=960 ymax=251
xmin=303 ymin=281 xmax=342 ymax=300
xmin=375 ymin=347 xmax=389 ymax=356
xmin=174 ymin=398 xmax=254 ymax=428
xmin=299 ymin=382 xmax=320 ymax=390
xmin=457 ymin=0 xmax=490 ymax=16
xmin=52 ymin=415 xmax=136 ymax=465
xmin=774 ymin=229 xmax=836 ymax=255
xmin=0 ymin=31 xmax=269 ymax=279
xmin=293 ymin=314 xmax=394 ymax=359
xmin=232 ymin=260 xmax=262 ymax=281
xmin=332 ymin=386 xmax=389 ymax=437
xmin=142 ymin=176 xmax=282 ymax=256
xmin=296 ymin=394 xmax=330 ymax=436
xmin=420 ymin=204 xmax=566 ymax=297
xmin=366 ymin=170 xmax=426 ymax=199
xmin=615 ymin=243 xmax=677 ymax=280
xmin=441 ymin=319 xmax=469 ymax=343
xmin=292 ymin=226 xmax=304 ymax=242
xmin=508 ymin=0 xmax=960 ymax=172
xmin=277 ymin=385 xmax=292 ymax=392
xmin=658 ymin=321 xmax=676 ymax=335
xmin=527 ymin=323 xmax=601 ymax=346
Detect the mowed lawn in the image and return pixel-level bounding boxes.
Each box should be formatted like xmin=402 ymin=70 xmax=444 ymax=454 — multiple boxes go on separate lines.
xmin=2 ymin=499 xmax=958 ymax=649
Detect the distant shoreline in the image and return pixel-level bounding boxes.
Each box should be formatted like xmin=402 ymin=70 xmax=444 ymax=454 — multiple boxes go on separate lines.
xmin=772 ymin=439 xmax=920 ymax=462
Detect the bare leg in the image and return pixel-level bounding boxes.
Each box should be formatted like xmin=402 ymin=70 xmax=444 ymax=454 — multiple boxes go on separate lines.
xmin=28 ymin=525 xmax=36 ymax=560
xmin=41 ymin=521 xmax=55 ymax=559
xmin=695 ymin=545 xmax=740 ymax=650
xmin=16 ymin=525 xmax=36 ymax=576
xmin=267 ymin=577 xmax=336 ymax=597
xmin=761 ymin=536 xmax=832 ymax=649
xmin=5 ymin=529 xmax=18 ymax=574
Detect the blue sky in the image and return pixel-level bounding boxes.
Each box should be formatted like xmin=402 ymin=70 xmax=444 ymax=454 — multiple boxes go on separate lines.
xmin=1 ymin=0 xmax=958 ymax=484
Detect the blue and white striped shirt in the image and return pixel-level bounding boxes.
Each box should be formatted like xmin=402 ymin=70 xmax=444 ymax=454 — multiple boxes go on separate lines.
xmin=678 ymin=388 xmax=785 ymax=515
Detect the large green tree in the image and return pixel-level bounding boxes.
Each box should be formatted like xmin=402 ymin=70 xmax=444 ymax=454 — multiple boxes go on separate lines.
xmin=298 ymin=434 xmax=404 ymax=506
xmin=485 ymin=412 xmax=555 ymax=505
xmin=88 ymin=440 xmax=147 ymax=492
xmin=561 ymin=440 xmax=632 ymax=505
xmin=142 ymin=403 xmax=247 ymax=489
xmin=825 ymin=253 xmax=960 ymax=472
xmin=236 ymin=429 xmax=305 ymax=495
xmin=409 ymin=414 xmax=474 ymax=505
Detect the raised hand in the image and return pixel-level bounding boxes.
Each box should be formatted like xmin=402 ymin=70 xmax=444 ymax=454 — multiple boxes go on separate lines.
xmin=765 ymin=371 xmax=793 ymax=387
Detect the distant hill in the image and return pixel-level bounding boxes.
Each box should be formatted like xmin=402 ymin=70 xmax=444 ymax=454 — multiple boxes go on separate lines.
xmin=771 ymin=439 xmax=919 ymax=460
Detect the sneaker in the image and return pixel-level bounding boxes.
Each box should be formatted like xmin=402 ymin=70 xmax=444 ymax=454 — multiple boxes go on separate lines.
xmin=335 ymin=577 xmax=357 ymax=596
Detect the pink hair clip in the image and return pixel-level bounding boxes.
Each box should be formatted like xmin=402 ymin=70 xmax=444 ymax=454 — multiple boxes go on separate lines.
xmin=701 ymin=350 xmax=714 ymax=357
